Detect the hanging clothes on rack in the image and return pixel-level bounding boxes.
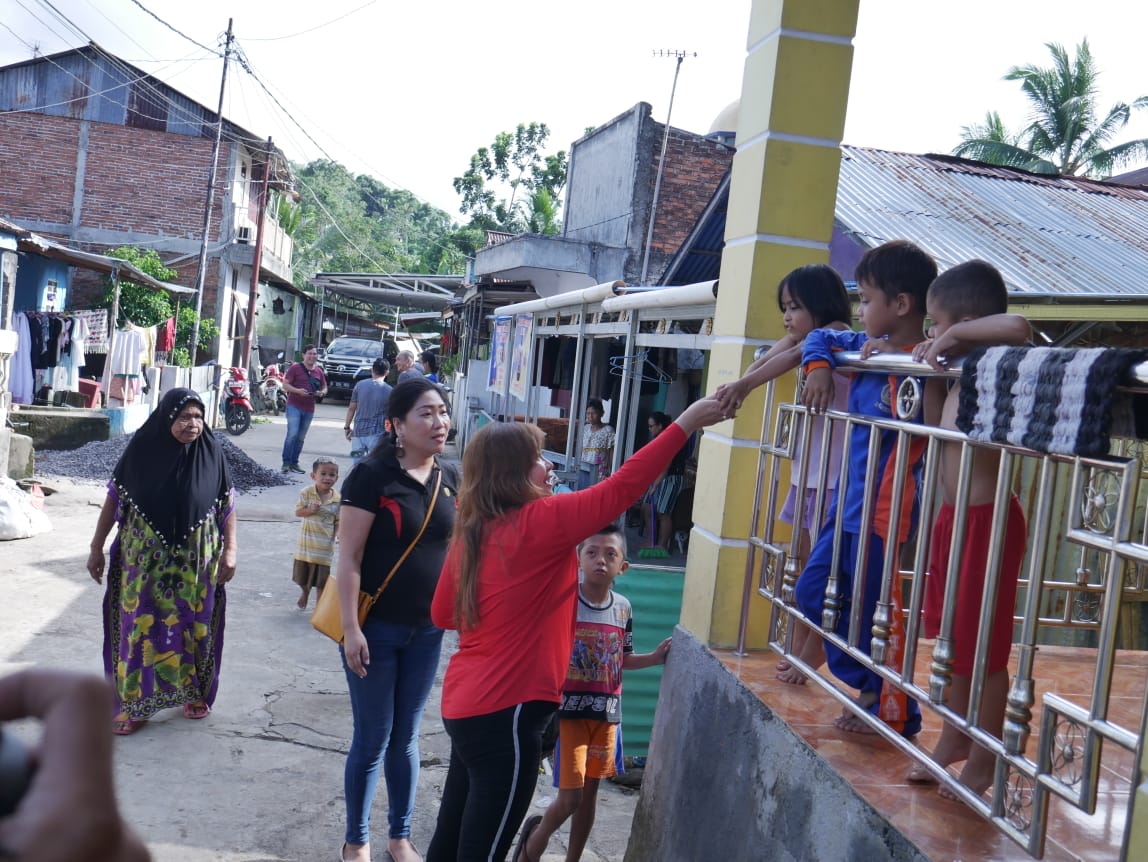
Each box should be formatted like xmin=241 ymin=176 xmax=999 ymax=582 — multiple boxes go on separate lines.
xmin=19 ymin=311 xmax=82 ymax=402
xmin=11 ymin=311 xmax=34 ymax=405
xmin=50 ymin=315 xmax=73 ymax=393
xmin=127 ymin=323 xmax=156 ymax=369
xmin=103 ymin=326 xmax=146 ymax=406
xmin=54 ymin=314 xmax=89 ymax=393
xmin=155 ymin=317 xmax=176 ymax=353
xmin=73 ymin=309 xmax=109 ymax=354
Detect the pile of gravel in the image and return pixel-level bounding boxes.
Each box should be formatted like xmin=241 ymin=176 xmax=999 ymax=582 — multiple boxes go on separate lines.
xmin=35 ymin=435 xmax=290 ymax=493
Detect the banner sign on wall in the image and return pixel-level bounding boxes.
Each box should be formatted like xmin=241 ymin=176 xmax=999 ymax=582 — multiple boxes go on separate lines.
xmin=508 ymin=313 xmax=534 ymax=401
xmin=487 ymin=315 xmax=511 ymax=393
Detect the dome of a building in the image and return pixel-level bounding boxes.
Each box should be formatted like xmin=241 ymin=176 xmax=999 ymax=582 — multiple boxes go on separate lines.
xmin=708 ymin=99 xmax=740 ymax=136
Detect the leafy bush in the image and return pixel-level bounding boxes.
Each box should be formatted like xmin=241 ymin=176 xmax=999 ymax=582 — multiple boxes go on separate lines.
xmin=100 ymin=247 xmax=215 ymax=366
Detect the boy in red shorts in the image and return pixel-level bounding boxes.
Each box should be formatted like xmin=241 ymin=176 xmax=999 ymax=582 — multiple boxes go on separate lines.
xmin=515 ymin=524 xmax=669 ymax=862
xmin=907 ymin=260 xmax=1031 ymax=798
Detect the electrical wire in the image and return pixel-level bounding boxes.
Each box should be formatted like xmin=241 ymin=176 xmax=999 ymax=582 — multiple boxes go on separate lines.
xmin=125 ymin=0 xmax=219 ymax=55
xmin=232 ymin=40 xmax=471 ymax=273
xmin=81 ymin=0 xmax=157 ymax=60
xmin=241 ymin=0 xmax=376 ymax=42
xmin=23 ymin=0 xmax=252 ymax=147
xmin=7 ymin=2 xmax=469 ymax=301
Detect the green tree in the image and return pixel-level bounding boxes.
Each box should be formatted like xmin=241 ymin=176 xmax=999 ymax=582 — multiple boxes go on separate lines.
xmin=101 ymin=247 xmax=216 ymax=367
xmin=276 ymin=192 xmax=309 ymax=237
xmin=289 ymin=160 xmax=469 ymax=293
xmin=453 ymin=122 xmax=567 ymax=233
xmin=954 ymin=39 xmax=1148 ymax=177
xmin=101 ymin=247 xmax=176 ymax=327
xmin=524 ymin=188 xmax=560 ymax=235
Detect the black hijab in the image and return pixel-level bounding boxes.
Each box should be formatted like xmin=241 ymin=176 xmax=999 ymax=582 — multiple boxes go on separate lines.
xmin=111 ymin=388 xmax=233 ymax=547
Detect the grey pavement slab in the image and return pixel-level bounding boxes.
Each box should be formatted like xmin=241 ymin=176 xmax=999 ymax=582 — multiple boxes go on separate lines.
xmin=2 ymin=401 xmax=640 ymax=861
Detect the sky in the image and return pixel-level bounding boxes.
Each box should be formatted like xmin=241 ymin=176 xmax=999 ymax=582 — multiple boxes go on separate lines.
xmin=3 ymin=0 xmax=1147 ymax=221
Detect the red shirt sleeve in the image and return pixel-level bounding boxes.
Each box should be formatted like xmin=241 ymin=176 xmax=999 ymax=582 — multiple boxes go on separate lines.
xmin=431 ymin=543 xmax=459 ymax=630
xmin=535 ymin=423 xmax=689 ymax=547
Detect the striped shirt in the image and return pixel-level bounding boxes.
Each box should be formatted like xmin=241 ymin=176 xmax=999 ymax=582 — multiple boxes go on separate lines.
xmin=295 ymin=485 xmax=340 ymax=565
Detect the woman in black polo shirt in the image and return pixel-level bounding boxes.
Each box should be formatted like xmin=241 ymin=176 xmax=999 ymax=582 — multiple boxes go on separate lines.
xmin=335 ymin=378 xmax=457 ymax=862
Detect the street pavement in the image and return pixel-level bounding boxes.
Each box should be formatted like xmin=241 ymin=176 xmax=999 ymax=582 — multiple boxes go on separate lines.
xmin=2 ymin=400 xmax=642 ymax=861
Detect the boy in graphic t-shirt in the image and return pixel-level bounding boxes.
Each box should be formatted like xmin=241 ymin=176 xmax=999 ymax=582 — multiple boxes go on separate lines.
xmin=514 ymin=523 xmax=669 ymax=862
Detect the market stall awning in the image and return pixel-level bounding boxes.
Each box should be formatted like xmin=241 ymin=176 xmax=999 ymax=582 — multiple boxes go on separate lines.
xmin=309 ymin=273 xmax=463 ymax=311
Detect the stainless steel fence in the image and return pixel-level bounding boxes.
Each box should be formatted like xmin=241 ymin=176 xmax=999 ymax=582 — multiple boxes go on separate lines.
xmin=735 ymin=353 xmax=1148 ymax=858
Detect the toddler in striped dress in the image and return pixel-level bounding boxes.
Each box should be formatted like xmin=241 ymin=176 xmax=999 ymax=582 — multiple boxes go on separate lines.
xmin=292 ymin=457 xmax=340 ymax=610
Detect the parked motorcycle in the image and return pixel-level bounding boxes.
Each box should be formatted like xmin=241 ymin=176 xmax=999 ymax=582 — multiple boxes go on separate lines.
xmin=219 ymin=367 xmax=253 ymax=435
xmin=258 ymin=360 xmax=287 ymax=415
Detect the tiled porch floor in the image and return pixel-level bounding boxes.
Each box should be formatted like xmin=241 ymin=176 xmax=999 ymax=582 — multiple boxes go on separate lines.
xmin=715 ymin=643 xmax=1147 ymax=861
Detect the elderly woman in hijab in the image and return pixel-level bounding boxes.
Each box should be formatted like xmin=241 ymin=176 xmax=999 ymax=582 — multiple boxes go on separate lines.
xmin=86 ymin=388 xmax=237 ymax=735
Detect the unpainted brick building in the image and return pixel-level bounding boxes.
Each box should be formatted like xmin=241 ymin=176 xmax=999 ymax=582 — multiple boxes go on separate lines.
xmin=0 ymin=45 xmax=296 ymax=365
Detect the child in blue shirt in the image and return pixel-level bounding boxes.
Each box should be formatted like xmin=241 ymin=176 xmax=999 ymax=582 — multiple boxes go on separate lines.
xmin=793 ymin=239 xmax=937 ymax=737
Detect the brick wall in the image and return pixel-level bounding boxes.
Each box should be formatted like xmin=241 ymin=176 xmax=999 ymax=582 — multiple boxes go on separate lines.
xmin=1 ymin=112 xmax=231 ymax=331
xmin=0 ymin=113 xmax=230 ymax=240
xmin=81 ymin=122 xmax=227 ymax=239
xmin=0 ymin=113 xmax=80 ymax=225
xmin=648 ymin=126 xmax=734 ymax=256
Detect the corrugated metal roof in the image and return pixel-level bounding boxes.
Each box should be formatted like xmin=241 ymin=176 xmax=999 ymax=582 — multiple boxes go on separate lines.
xmin=836 ymin=147 xmax=1148 ymax=295
xmin=0 ymin=47 xmax=290 ymax=178
xmin=666 ymin=147 xmax=1148 ymax=297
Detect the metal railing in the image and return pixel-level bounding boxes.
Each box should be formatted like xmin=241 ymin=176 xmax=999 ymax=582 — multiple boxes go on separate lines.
xmin=735 ymin=352 xmax=1148 ymax=858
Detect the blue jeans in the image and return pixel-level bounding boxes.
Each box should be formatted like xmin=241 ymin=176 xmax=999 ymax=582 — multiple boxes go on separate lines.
xmin=794 ymin=524 xmax=922 ymax=737
xmin=341 ymin=619 xmax=444 ymax=844
xmin=282 ymin=405 xmax=314 ymax=467
xmin=350 ymin=432 xmax=383 ymax=466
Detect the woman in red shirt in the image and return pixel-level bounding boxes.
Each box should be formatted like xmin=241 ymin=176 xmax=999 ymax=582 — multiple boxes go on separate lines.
xmin=426 ymin=396 xmax=728 ymax=862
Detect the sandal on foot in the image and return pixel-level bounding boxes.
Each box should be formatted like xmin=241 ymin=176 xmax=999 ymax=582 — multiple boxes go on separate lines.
xmin=182 ymin=701 xmax=211 ymax=720
xmin=512 ymin=814 xmax=543 ymax=862
xmin=112 ymin=714 xmax=147 ymax=735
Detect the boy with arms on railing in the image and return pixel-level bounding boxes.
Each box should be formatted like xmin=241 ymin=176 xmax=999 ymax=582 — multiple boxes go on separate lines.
xmin=793 ymin=240 xmax=937 ymax=737
xmin=901 ymin=260 xmax=1031 ymax=798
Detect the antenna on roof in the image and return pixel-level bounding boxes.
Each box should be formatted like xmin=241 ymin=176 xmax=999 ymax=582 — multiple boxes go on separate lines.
xmin=640 ymin=50 xmax=697 ymax=286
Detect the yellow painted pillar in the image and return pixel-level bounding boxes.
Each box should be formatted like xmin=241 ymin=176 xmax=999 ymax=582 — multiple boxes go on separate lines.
xmin=1129 ymin=703 xmax=1148 ymax=859
xmin=681 ymin=0 xmax=860 ymax=647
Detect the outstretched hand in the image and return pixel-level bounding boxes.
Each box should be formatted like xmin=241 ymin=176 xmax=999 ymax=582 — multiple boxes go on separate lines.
xmin=674 ymin=396 xmax=734 ymax=436
xmin=0 ymin=670 xmax=151 ymax=862
xmin=714 ymin=379 xmax=749 ymax=414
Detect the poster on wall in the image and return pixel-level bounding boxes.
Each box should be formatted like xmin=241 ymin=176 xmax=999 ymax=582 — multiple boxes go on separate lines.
xmin=487 ymin=315 xmax=511 ymax=393
xmin=508 ymin=313 xmax=534 ymax=401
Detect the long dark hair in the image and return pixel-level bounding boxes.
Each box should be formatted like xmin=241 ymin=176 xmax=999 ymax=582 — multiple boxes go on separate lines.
xmin=778 ymin=264 xmax=852 ymax=329
xmin=451 ymin=422 xmax=547 ymax=628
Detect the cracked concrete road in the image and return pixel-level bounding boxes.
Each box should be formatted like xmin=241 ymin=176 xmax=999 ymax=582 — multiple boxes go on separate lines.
xmin=2 ymin=403 xmax=641 ymax=861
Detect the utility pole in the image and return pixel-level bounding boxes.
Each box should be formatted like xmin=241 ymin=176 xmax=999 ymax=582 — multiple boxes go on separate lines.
xmin=639 ymin=49 xmax=695 ymax=286
xmin=189 ymin=19 xmax=233 ymax=364
xmin=242 ymin=136 xmax=273 ymax=373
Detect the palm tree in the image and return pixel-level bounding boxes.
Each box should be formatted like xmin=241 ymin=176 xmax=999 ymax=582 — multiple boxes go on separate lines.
xmin=953 ymin=39 xmax=1148 ymax=177
xmin=524 ymin=188 xmax=561 ymax=236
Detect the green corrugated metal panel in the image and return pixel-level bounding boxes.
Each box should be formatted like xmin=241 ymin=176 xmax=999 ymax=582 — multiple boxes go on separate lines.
xmin=616 ymin=564 xmax=684 ymax=758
